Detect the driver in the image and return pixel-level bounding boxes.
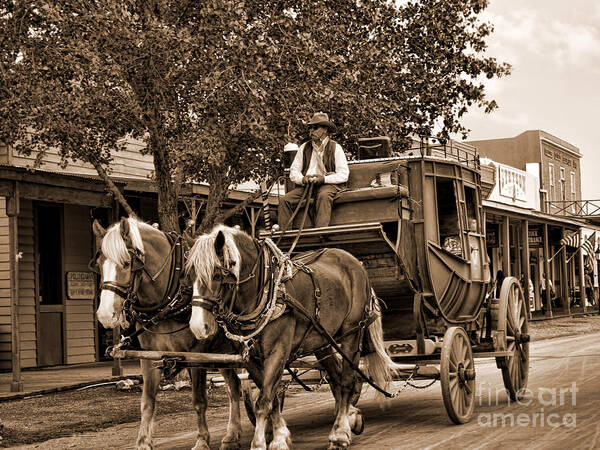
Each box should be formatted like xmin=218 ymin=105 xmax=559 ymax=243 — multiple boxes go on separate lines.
xmin=278 ymin=112 xmax=349 ymax=229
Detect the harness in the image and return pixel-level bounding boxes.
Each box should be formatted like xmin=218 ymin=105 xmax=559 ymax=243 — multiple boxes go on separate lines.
xmin=90 ymin=231 xmax=191 ymax=348
xmin=193 ymin=238 xmax=394 ymax=397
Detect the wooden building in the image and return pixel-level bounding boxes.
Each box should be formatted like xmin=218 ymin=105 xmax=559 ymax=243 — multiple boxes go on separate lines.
xmin=0 ymin=140 xmax=272 ymax=388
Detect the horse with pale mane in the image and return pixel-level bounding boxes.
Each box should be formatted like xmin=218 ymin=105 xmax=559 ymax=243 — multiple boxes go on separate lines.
xmin=92 ymin=217 xmax=243 ymax=450
xmin=186 ymin=224 xmax=400 ymax=450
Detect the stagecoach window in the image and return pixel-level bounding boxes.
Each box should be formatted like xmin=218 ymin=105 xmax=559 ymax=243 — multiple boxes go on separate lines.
xmin=436 ymin=179 xmax=462 ymax=257
xmin=464 ymin=186 xmax=478 ymax=233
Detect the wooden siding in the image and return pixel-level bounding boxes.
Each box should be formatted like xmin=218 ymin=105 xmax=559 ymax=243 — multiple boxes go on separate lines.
xmin=63 ymin=205 xmax=96 ymax=364
xmin=0 ymin=198 xmax=37 ymax=369
xmin=18 ymin=200 xmax=36 ymax=368
xmin=8 ymin=137 xmax=153 ymax=180
xmin=0 ymin=197 xmax=9 ymax=369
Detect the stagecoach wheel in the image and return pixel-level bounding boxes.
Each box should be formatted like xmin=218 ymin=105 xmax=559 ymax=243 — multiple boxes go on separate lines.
xmin=440 ymin=326 xmax=476 ymax=424
xmin=493 ymin=277 xmax=530 ymax=401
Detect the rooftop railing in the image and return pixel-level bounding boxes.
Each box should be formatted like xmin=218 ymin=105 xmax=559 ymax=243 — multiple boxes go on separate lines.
xmin=546 ymin=199 xmax=600 ymax=217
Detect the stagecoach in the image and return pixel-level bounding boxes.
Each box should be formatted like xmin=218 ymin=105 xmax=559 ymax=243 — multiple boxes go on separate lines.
xmin=263 ymin=141 xmax=531 ymax=423
xmin=100 ymin=140 xmax=530 ymax=447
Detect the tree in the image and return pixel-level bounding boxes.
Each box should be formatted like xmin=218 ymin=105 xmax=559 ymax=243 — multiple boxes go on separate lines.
xmin=0 ymin=0 xmax=509 ymax=233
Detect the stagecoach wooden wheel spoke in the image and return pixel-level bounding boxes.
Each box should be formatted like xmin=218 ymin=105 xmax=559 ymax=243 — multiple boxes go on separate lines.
xmin=441 ymin=327 xmax=475 ymax=424
xmin=496 ymin=277 xmax=530 ymax=401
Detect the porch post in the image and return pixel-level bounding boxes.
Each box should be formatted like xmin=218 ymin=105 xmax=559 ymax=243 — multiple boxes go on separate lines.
xmin=561 ymin=228 xmax=570 ymax=315
xmin=521 ymin=220 xmax=531 ymax=319
xmin=7 ymin=182 xmax=23 ymax=391
xmin=579 ymin=229 xmax=587 ymax=313
xmin=502 ymin=216 xmax=510 ymax=276
xmin=542 ymin=223 xmax=552 ymax=317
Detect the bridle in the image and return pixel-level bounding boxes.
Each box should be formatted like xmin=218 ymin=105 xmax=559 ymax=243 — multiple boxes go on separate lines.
xmin=90 ymin=231 xmax=190 ymax=340
xmin=91 ymin=248 xmax=147 ymax=302
xmin=191 ymin=239 xmax=278 ymax=337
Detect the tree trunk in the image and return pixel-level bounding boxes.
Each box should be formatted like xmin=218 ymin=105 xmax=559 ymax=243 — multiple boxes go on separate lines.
xmin=151 ymin=134 xmax=181 ymax=233
xmin=198 ymin=170 xmax=228 ymax=234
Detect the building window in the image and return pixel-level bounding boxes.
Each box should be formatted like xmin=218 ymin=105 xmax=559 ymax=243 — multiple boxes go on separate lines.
xmin=548 ymin=163 xmax=555 ymax=201
xmin=560 ymin=167 xmax=566 ymax=201
xmin=570 ymin=171 xmax=576 ymax=213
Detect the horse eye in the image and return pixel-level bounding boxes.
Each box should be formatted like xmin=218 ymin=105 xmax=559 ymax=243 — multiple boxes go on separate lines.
xmin=123 ymin=261 xmax=131 ymax=268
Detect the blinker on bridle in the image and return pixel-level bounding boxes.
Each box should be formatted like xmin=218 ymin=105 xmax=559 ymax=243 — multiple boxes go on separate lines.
xmin=88 ymin=248 xmax=147 ymax=300
xmin=191 ymin=244 xmax=262 ymax=313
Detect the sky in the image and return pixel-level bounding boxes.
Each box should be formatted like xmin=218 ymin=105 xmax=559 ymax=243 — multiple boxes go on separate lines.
xmin=453 ymin=0 xmax=600 ymax=199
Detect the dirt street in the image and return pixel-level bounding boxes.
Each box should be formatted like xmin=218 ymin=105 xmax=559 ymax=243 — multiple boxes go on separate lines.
xmin=15 ymin=332 xmax=600 ymax=450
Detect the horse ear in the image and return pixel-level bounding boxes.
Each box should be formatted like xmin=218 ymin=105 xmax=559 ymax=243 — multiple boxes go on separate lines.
xmin=120 ymin=217 xmax=133 ymax=247
xmin=92 ymin=220 xmax=106 ymax=238
xmin=215 ymin=230 xmax=226 ymax=255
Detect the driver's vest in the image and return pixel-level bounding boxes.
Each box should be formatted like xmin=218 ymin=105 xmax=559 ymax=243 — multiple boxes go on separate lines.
xmin=301 ymin=140 xmax=338 ymax=175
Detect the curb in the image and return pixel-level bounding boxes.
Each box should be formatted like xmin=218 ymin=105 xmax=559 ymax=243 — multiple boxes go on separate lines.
xmin=0 ymin=375 xmax=144 ymax=402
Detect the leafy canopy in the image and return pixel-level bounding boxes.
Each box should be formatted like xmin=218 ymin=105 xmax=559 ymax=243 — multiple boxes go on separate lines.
xmin=0 ymin=0 xmax=509 ymax=231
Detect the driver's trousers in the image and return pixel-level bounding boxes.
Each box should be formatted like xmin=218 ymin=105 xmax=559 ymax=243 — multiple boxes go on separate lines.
xmin=278 ymin=184 xmax=342 ymax=229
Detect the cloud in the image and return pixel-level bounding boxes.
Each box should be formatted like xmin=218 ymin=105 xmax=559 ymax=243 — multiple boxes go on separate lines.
xmin=484 ymin=7 xmax=600 ymax=69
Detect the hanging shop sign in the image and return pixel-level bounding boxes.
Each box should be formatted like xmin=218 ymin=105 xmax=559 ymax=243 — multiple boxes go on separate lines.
xmin=67 ymin=272 xmax=96 ymax=299
xmin=528 ymin=227 xmax=543 ymax=248
xmin=486 ymin=223 xmax=499 ymax=248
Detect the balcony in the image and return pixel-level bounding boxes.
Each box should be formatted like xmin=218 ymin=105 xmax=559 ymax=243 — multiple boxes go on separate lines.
xmin=547 ymin=200 xmax=600 ymax=224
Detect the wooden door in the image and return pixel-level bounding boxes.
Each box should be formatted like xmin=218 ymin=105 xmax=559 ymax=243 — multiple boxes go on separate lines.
xmin=35 ymin=204 xmax=64 ymax=366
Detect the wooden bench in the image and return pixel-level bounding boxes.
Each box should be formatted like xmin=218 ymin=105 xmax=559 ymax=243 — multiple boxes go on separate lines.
xmin=284 ymin=158 xmax=410 ymax=228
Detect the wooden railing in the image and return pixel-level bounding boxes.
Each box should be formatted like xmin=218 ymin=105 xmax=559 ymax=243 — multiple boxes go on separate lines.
xmin=547 ymin=199 xmax=600 ymax=217
xmin=417 ymin=140 xmax=481 ymax=170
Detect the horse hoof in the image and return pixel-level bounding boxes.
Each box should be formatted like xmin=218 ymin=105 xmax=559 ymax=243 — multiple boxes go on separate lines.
xmin=327 ymin=442 xmax=349 ymax=450
xmin=136 ymin=439 xmax=153 ymax=450
xmin=193 ymin=442 xmax=210 ymax=450
xmin=351 ymin=413 xmax=365 ymax=435
xmin=219 ymin=442 xmax=241 ymax=450
xmin=268 ymin=441 xmax=290 ymax=450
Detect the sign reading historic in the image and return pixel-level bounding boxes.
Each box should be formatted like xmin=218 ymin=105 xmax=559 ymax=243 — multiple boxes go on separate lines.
xmin=67 ymin=272 xmax=96 ymax=299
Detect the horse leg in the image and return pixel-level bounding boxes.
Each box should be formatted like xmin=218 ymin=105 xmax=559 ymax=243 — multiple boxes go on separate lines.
xmin=325 ymin=339 xmax=362 ymax=449
xmin=136 ymin=359 xmax=161 ymax=450
xmin=247 ymin=355 xmax=290 ymax=450
xmin=189 ymin=368 xmax=211 ymax=450
xmin=316 ymin=348 xmax=363 ymax=437
xmin=243 ymin=362 xmax=278 ymax=443
xmin=219 ymin=368 xmax=242 ymax=450
xmin=315 ymin=348 xmax=342 ymax=414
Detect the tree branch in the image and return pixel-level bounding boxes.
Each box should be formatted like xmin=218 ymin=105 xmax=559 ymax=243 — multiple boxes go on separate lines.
xmin=90 ymin=159 xmax=136 ymax=217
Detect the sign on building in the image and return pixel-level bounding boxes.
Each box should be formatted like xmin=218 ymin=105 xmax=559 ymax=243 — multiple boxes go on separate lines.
xmin=67 ymin=272 xmax=96 ymax=299
xmin=528 ymin=227 xmax=543 ymax=248
xmin=499 ymin=166 xmax=526 ymax=201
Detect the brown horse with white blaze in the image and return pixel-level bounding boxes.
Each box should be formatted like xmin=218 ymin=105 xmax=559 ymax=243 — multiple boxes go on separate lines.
xmin=92 ymin=217 xmax=243 ymax=450
xmin=186 ymin=225 xmax=399 ymax=450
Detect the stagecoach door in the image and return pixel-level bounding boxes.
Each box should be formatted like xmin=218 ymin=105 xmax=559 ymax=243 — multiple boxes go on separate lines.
xmin=35 ymin=204 xmax=64 ymax=366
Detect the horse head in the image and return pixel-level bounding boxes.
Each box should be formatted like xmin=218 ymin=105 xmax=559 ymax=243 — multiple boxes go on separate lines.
xmin=186 ymin=225 xmax=250 ymax=340
xmin=91 ymin=216 xmax=171 ymax=329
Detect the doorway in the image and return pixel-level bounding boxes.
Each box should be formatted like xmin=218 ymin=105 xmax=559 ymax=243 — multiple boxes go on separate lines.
xmin=35 ymin=203 xmax=64 ymax=366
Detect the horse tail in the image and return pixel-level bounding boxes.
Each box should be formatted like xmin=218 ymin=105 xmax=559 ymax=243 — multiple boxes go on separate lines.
xmin=363 ymin=288 xmax=401 ymax=400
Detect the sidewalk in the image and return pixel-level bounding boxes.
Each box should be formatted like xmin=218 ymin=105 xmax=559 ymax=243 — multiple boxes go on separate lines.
xmin=0 ymin=359 xmax=141 ymax=400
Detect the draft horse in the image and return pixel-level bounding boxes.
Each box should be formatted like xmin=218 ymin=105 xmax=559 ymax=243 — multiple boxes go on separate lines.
xmin=91 ymin=217 xmax=243 ymax=450
xmin=186 ymin=225 xmax=399 ymax=450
